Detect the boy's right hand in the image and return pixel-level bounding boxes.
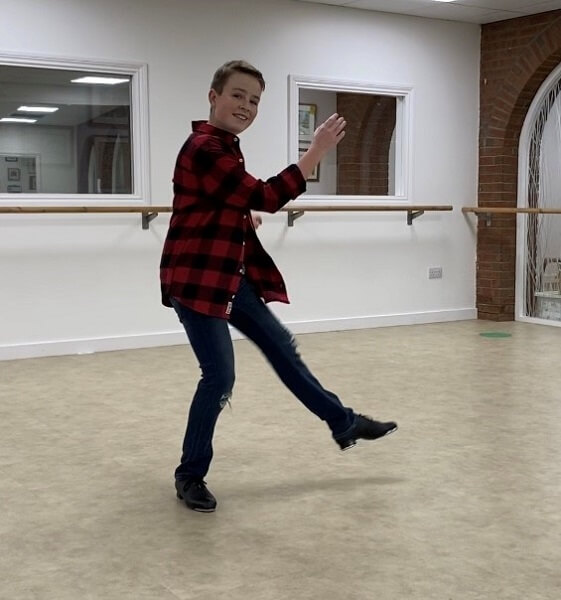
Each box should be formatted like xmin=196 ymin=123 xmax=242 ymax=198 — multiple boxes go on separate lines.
xmin=311 ymin=113 xmax=346 ymax=155
xmin=297 ymin=113 xmax=346 ymax=181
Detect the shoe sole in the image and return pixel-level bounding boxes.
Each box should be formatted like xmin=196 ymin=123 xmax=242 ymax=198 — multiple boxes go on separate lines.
xmin=339 ymin=424 xmax=398 ymax=451
xmin=176 ymin=491 xmax=216 ymax=513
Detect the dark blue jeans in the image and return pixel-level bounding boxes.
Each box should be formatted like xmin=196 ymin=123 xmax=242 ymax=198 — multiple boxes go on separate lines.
xmin=170 ymin=277 xmax=355 ymax=480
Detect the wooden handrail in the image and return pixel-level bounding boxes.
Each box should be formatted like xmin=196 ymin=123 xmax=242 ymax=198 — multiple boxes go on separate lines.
xmin=463 ymin=207 xmax=561 ymax=215
xmin=0 ymin=204 xmax=453 ymax=214
xmin=284 ymin=204 xmax=452 ymax=226
xmin=0 ymin=206 xmax=171 ymax=214
xmin=0 ymin=203 xmax=454 ymax=228
xmin=285 ymin=204 xmax=452 ymax=212
xmin=463 ymin=206 xmax=561 ymax=226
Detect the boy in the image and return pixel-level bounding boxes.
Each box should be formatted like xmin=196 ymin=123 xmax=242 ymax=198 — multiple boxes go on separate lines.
xmin=160 ymin=60 xmax=397 ymax=512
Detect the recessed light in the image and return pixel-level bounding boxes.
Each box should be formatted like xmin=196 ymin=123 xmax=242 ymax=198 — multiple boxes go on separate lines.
xmin=0 ymin=117 xmax=37 ymax=123
xmin=17 ymin=106 xmax=59 ymax=113
xmin=431 ymin=1 xmax=456 ymax=3
xmin=71 ymin=76 xmax=129 ymax=85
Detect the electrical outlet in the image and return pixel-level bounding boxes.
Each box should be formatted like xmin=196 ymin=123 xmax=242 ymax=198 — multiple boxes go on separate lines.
xmin=428 ymin=266 xmax=443 ymax=279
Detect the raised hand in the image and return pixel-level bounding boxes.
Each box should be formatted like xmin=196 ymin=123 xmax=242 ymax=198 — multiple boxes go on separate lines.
xmin=297 ymin=113 xmax=346 ymax=181
xmin=311 ymin=113 xmax=346 ymax=154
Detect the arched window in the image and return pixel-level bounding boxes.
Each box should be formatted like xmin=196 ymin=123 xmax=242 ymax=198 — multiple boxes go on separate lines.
xmin=518 ymin=64 xmax=561 ymax=325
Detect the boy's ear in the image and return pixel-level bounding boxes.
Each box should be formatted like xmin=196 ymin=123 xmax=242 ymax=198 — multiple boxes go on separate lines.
xmin=208 ymin=89 xmax=217 ymax=106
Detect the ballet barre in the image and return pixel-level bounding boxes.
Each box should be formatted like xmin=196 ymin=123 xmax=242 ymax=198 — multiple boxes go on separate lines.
xmin=284 ymin=204 xmax=453 ymax=227
xmin=462 ymin=206 xmax=561 ymax=226
xmin=0 ymin=203 xmax=454 ymax=229
xmin=0 ymin=205 xmax=170 ymax=230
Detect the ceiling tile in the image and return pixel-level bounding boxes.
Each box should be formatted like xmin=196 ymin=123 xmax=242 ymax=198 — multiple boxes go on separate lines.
xmin=376 ymin=3 xmax=517 ymax=23
xmin=293 ymin=0 xmax=561 ymax=23
xmin=517 ymin=0 xmax=561 ymax=12
xmin=347 ymin=0 xmax=433 ymax=10
xmin=457 ymin=0 xmax=551 ymax=9
xmin=296 ymin=0 xmax=353 ymax=5
xmin=477 ymin=10 xmax=528 ymax=22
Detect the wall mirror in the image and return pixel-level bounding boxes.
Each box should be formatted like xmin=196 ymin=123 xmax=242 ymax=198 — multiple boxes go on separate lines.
xmin=289 ymin=75 xmax=412 ymax=203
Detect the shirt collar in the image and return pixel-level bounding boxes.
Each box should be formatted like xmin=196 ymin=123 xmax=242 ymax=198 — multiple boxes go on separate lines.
xmin=192 ymin=121 xmax=239 ymax=145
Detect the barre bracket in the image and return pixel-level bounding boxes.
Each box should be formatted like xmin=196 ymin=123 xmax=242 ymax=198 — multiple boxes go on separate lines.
xmin=287 ymin=210 xmax=305 ymax=227
xmin=142 ymin=212 xmax=159 ymax=230
xmin=407 ymin=209 xmax=424 ymax=225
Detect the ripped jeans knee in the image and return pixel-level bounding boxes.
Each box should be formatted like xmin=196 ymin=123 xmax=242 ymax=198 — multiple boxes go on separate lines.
xmin=218 ymin=390 xmax=232 ymax=411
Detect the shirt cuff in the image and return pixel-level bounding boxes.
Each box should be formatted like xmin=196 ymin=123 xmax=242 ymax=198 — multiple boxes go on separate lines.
xmin=285 ymin=163 xmax=307 ymax=197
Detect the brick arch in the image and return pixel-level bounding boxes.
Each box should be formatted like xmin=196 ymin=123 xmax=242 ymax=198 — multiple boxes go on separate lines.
xmin=477 ymin=12 xmax=561 ymax=321
xmin=360 ymin=98 xmax=396 ymax=195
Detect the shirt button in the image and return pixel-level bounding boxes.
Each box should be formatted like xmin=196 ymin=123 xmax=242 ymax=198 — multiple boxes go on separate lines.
xmin=243 ymin=215 xmax=247 ymax=219
xmin=238 ymin=158 xmax=243 ymax=163
xmin=233 ymin=137 xmax=238 ymax=142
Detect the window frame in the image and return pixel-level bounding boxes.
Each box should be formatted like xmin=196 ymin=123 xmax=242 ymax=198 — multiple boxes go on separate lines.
xmin=288 ymin=74 xmax=413 ymax=206
xmin=0 ymin=52 xmax=150 ymax=205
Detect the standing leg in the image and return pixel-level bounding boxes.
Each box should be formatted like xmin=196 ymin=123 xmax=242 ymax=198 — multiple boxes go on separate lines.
xmin=170 ymin=298 xmax=234 ymax=511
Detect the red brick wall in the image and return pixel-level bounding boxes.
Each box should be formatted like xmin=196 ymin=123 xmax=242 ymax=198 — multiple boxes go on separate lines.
xmin=336 ymin=94 xmax=396 ymax=195
xmin=478 ymin=10 xmax=561 ymax=320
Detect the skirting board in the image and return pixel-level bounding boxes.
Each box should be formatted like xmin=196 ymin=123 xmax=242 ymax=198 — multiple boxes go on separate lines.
xmin=0 ymin=308 xmax=477 ymax=361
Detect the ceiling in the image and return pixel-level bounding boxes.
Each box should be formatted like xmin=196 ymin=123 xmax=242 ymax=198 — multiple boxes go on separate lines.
xmin=294 ymin=0 xmax=561 ymax=24
xmin=0 ymin=66 xmax=130 ymax=126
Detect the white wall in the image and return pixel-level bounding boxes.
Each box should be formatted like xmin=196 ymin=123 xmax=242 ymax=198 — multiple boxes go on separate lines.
xmin=0 ymin=0 xmax=479 ymax=360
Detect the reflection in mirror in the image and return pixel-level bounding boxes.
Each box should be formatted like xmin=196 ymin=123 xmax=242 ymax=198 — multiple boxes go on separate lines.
xmin=291 ymin=75 xmax=411 ymax=200
xmin=298 ymin=88 xmax=397 ymax=196
xmin=0 ymin=64 xmax=132 ymax=195
xmin=0 ymin=153 xmax=38 ymax=193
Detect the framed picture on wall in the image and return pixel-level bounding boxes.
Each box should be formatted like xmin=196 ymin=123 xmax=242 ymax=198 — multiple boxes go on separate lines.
xmin=298 ymin=141 xmax=320 ymax=182
xmin=8 ymin=168 xmax=20 ymax=181
xmin=1 ymin=153 xmax=40 ymax=194
xmin=298 ymin=103 xmax=317 ymax=142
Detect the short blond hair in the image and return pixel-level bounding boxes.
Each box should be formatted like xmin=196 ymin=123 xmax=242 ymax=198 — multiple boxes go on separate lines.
xmin=210 ymin=60 xmax=265 ymax=93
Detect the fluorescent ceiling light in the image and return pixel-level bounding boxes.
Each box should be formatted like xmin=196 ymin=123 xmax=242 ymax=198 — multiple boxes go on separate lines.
xmin=0 ymin=117 xmax=37 ymax=123
xmin=431 ymin=1 xmax=456 ymax=2
xmin=17 ymin=106 xmax=59 ymax=113
xmin=71 ymin=76 xmax=129 ymax=85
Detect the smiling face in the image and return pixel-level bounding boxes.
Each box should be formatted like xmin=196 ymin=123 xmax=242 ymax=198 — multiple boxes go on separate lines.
xmin=208 ymin=71 xmax=262 ymax=135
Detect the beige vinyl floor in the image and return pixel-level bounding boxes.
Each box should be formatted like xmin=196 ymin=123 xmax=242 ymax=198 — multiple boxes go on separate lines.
xmin=1 ymin=320 xmax=560 ymax=600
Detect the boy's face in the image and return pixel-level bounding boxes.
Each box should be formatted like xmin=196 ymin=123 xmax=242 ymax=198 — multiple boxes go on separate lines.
xmin=208 ymin=72 xmax=262 ymax=135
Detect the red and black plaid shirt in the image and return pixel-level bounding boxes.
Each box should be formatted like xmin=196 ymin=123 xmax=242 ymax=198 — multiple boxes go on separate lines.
xmin=160 ymin=121 xmax=306 ymax=318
